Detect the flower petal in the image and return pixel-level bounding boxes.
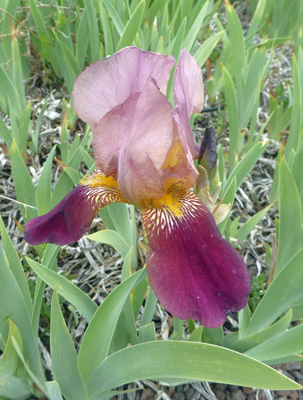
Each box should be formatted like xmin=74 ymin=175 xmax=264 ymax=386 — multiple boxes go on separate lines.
xmin=117 ymin=79 xmax=174 ymax=206
xmin=172 ymin=49 xmax=204 ymax=188
xmin=72 ymin=47 xmax=175 ymax=127
xmin=92 ymin=92 xmax=140 ymax=177
xmin=24 ymin=171 xmax=127 ymax=245
xmin=142 ymin=188 xmax=251 ymax=328
xmin=173 ymin=48 xmax=204 ymax=117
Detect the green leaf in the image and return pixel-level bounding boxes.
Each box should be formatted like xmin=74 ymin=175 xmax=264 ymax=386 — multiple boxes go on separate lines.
xmin=116 ymin=1 xmax=145 ymax=51
xmin=18 ymin=103 xmax=32 ymax=154
xmin=0 ymin=64 xmax=22 ymax=116
xmin=87 ymin=229 xmax=130 ymax=258
xmin=103 ymin=0 xmax=125 ymax=36
xmin=222 ymin=139 xmax=268 ymax=197
xmin=26 ymin=257 xmax=97 ymax=323
xmin=0 ymin=215 xmax=33 ymax=315
xmin=245 ymin=324 xmax=303 ymax=363
xmin=276 ymin=158 xmax=302 ymax=275
xmin=0 ymin=117 xmax=12 ymax=147
xmin=36 ymin=145 xmax=57 ymax=214
xmin=0 ymin=244 xmax=44 ymax=380
xmin=225 ymin=1 xmax=245 ymax=77
xmin=12 ymin=37 xmax=26 ymax=111
xmin=235 ymin=204 xmax=273 ymax=241
xmin=87 ymin=341 xmax=301 ymax=398
xmin=0 ymin=320 xmax=32 ymax=400
xmin=194 ymin=31 xmax=225 ymax=67
xmin=51 ymin=289 xmax=88 ymax=400
xmin=231 ymin=309 xmax=292 ymax=353
xmin=245 ymin=247 xmax=303 ymax=335
xmin=84 ymin=0 xmax=100 ymax=63
xmin=188 ymin=326 xmax=203 ymax=342
xmin=182 ymin=0 xmax=213 ymax=51
xmin=139 ymin=322 xmax=156 ymax=343
xmin=77 ymin=268 xmax=147 ymax=383
xmin=10 ymin=139 xmax=37 ymax=221
xmin=140 ymin=286 xmax=158 ymax=327
xmin=285 ymin=53 xmax=303 ymax=161
xmin=222 ymin=65 xmax=239 ymax=171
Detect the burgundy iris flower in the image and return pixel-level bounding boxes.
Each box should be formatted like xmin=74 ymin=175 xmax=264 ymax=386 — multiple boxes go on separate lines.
xmin=25 ymin=47 xmax=250 ymax=328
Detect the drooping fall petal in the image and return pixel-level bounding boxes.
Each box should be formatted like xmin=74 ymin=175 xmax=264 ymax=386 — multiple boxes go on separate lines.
xmin=72 ymin=47 xmax=175 ymax=127
xmin=24 ymin=171 xmax=127 ymax=245
xmin=142 ymin=188 xmax=251 ymax=328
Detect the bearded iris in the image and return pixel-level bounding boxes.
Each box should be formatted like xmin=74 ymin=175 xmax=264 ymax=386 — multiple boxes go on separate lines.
xmin=25 ymin=47 xmax=251 ymax=328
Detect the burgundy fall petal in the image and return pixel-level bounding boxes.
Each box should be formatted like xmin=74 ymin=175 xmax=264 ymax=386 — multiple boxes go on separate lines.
xmin=142 ymin=189 xmax=251 ymax=328
xmin=24 ymin=171 xmax=127 ymax=246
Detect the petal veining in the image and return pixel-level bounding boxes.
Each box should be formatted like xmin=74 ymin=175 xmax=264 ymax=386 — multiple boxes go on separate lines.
xmin=24 ymin=171 xmax=127 ymax=245
xmin=142 ymin=188 xmax=251 ymax=328
xmin=72 ymin=47 xmax=175 ymax=127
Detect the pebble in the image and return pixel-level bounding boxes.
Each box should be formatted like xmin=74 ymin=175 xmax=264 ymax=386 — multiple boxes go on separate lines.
xmin=232 ymin=389 xmax=246 ymax=400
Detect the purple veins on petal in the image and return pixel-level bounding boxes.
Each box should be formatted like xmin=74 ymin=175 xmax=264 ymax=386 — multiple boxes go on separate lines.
xmin=142 ymin=188 xmax=251 ymax=328
xmin=24 ymin=171 xmax=127 ymax=246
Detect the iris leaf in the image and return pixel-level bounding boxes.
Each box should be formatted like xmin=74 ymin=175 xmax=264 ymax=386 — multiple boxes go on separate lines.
xmin=87 ymin=341 xmax=301 ymax=398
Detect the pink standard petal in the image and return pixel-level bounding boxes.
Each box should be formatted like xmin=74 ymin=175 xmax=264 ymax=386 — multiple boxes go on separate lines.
xmin=24 ymin=171 xmax=127 ymax=246
xmin=172 ymin=49 xmax=204 ymax=186
xmin=173 ymin=48 xmax=204 ymax=117
xmin=142 ymin=189 xmax=251 ymax=328
xmin=92 ymin=93 xmax=140 ymax=177
xmin=72 ymin=47 xmax=175 ymax=127
xmin=118 ymin=79 xmax=174 ymax=206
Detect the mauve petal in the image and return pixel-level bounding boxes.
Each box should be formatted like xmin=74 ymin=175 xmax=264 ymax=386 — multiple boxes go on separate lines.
xmin=173 ymin=48 xmax=204 ymax=117
xmin=24 ymin=171 xmax=127 ymax=245
xmin=171 ymin=49 xmax=204 ymax=186
xmin=118 ymin=79 xmax=174 ymax=206
xmin=142 ymin=188 xmax=251 ymax=328
xmin=72 ymin=47 xmax=175 ymax=127
xmin=92 ymin=93 xmax=140 ymax=177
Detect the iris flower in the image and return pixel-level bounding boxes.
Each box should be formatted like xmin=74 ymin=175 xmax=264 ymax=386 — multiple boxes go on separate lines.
xmin=25 ymin=47 xmax=250 ymax=328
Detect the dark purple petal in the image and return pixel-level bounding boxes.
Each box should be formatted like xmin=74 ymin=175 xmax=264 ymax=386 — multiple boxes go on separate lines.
xmin=142 ymin=189 xmax=251 ymax=328
xmin=24 ymin=171 xmax=127 ymax=245
xmin=198 ymin=126 xmax=217 ymax=176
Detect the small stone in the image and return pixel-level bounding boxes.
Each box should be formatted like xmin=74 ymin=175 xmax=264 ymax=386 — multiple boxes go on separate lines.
xmin=173 ymin=393 xmax=185 ymax=400
xmin=185 ymin=387 xmax=195 ymax=400
xmin=285 ymin=362 xmax=302 ymax=371
xmin=293 ymin=371 xmax=303 ymax=380
xmin=242 ymin=387 xmax=256 ymax=395
xmin=229 ymin=385 xmax=239 ymax=392
xmin=232 ymin=389 xmax=246 ymax=400
xmin=140 ymin=388 xmax=155 ymax=400
xmin=248 ymin=395 xmax=256 ymax=400
xmin=216 ymin=384 xmax=228 ymax=391
xmin=216 ymin=390 xmax=226 ymax=400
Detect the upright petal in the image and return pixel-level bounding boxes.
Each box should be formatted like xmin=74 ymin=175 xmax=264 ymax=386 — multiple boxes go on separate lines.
xmin=24 ymin=171 xmax=127 ymax=245
xmin=172 ymin=49 xmax=204 ymax=187
xmin=72 ymin=47 xmax=175 ymax=127
xmin=117 ymin=79 xmax=174 ymax=207
xmin=142 ymin=188 xmax=251 ymax=328
xmin=173 ymin=48 xmax=204 ymax=117
xmin=92 ymin=92 xmax=140 ymax=177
